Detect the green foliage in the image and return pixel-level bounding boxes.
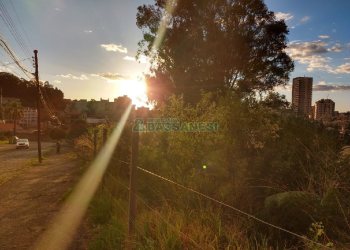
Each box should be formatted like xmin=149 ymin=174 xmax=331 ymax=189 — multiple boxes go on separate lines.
xmin=88 ymin=92 xmax=350 ymax=249
xmin=88 ymin=217 xmax=125 ymax=250
xmin=0 ymin=72 xmax=65 ymax=110
xmin=137 ymin=0 xmax=294 ymax=102
xmin=90 ymin=192 xmax=114 ymax=225
xmin=68 ymin=119 xmax=88 ymax=139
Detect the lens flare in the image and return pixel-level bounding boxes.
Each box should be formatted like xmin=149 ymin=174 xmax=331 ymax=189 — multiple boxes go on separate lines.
xmin=34 ymin=104 xmax=132 ymax=250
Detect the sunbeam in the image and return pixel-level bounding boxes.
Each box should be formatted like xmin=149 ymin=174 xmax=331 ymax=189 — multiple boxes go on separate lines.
xmin=34 ymin=104 xmax=133 ymax=250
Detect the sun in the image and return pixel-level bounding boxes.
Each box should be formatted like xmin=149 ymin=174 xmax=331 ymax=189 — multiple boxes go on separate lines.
xmin=118 ymin=78 xmax=149 ymax=107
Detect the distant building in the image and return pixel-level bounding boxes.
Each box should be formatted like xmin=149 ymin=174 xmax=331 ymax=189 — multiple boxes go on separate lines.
xmin=63 ymin=96 xmax=133 ymax=123
xmin=292 ymin=77 xmax=313 ymax=117
xmin=86 ymin=117 xmax=107 ymax=125
xmin=2 ymin=97 xmax=21 ymax=105
xmin=19 ymin=107 xmax=38 ymax=128
xmin=315 ymin=99 xmax=335 ymax=121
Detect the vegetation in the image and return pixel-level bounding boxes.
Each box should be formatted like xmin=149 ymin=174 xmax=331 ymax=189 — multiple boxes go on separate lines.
xmin=72 ymin=1 xmax=350 ymax=249
xmin=3 ymin=101 xmax=23 ymax=136
xmin=82 ymin=92 xmax=350 ymax=249
xmin=0 ymin=72 xmax=65 ymax=113
xmin=137 ymin=0 xmax=293 ymax=102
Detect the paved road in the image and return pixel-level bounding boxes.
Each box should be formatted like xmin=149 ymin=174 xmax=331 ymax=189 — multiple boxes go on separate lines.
xmin=0 ymin=142 xmax=55 ymax=186
xmin=0 ymin=143 xmax=88 ymax=249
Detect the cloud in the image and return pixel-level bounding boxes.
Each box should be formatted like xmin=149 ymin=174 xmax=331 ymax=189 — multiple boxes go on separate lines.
xmin=314 ymin=82 xmax=350 ymax=91
xmin=333 ymin=63 xmax=350 ymax=74
xmin=53 ymin=80 xmax=61 ymax=84
xmin=286 ymin=40 xmax=330 ymax=71
xmin=328 ymin=43 xmax=342 ymax=53
xmin=56 ymin=74 xmax=89 ymax=80
xmin=84 ymin=30 xmax=93 ymax=33
xmin=300 ymin=16 xmax=310 ymax=23
xmin=319 ymin=35 xmax=330 ymax=39
xmin=123 ymin=55 xmax=149 ymax=64
xmin=286 ymin=40 xmax=344 ymax=72
xmin=123 ymin=56 xmax=136 ymax=62
xmin=275 ymin=12 xmax=294 ymax=21
xmin=91 ymin=73 xmax=130 ymax=81
xmin=100 ymin=43 xmax=127 ymax=53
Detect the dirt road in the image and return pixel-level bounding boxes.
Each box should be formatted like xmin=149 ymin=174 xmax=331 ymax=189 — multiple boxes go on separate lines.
xmin=0 ymin=143 xmax=86 ymax=249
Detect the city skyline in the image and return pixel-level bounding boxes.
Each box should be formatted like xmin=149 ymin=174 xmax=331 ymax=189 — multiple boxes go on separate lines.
xmin=0 ymin=1 xmax=349 ymax=111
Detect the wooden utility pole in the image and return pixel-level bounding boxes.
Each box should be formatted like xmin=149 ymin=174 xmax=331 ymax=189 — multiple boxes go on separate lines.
xmin=34 ymin=50 xmax=42 ymax=163
xmin=127 ymin=106 xmax=139 ymax=249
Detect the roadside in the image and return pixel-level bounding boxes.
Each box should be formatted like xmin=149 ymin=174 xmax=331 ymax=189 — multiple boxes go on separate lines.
xmin=0 ymin=143 xmax=88 ymax=249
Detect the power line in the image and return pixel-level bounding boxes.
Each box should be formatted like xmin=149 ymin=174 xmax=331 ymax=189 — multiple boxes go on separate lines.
xmin=0 ymin=0 xmax=31 ymax=57
xmin=0 ymin=35 xmax=33 ymax=80
xmin=8 ymin=1 xmax=33 ymax=51
xmin=1 ymin=57 xmax=30 ymax=66
xmin=117 ymin=160 xmax=331 ymax=249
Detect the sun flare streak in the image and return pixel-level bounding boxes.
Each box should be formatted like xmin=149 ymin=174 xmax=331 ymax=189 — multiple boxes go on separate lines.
xmin=34 ymin=104 xmax=132 ymax=250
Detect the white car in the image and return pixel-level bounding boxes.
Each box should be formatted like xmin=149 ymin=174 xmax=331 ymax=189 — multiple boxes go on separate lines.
xmin=16 ymin=139 xmax=30 ymax=149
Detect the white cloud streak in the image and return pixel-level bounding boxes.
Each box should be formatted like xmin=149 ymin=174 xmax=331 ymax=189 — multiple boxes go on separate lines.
xmin=123 ymin=56 xmax=136 ymax=62
xmin=286 ymin=40 xmax=347 ymax=73
xmin=300 ymin=16 xmax=310 ymax=23
xmin=90 ymin=73 xmax=130 ymax=81
xmin=314 ymin=81 xmax=350 ymax=91
xmin=100 ymin=44 xmax=127 ymax=53
xmin=56 ymin=74 xmax=89 ymax=80
xmin=319 ymin=35 xmax=330 ymax=39
xmin=275 ymin=12 xmax=294 ymax=21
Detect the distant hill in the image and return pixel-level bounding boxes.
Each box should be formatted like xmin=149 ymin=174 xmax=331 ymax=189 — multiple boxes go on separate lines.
xmin=0 ymin=72 xmax=65 ymax=111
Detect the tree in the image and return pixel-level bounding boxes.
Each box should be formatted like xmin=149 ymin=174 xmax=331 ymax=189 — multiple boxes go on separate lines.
xmin=49 ymin=127 xmax=66 ymax=141
xmin=5 ymin=101 xmax=23 ymax=136
xmin=50 ymin=127 xmax=66 ymax=153
xmin=0 ymin=72 xmax=66 ymax=112
xmin=68 ymin=119 xmax=88 ymax=139
xmin=137 ymin=0 xmax=294 ymax=103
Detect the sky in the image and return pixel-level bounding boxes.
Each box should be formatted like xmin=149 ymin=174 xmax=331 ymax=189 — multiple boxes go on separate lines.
xmin=0 ymin=0 xmax=349 ymax=111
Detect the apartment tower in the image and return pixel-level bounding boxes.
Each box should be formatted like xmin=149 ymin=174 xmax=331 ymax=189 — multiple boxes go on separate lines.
xmin=315 ymin=99 xmax=335 ymax=121
xmin=292 ymin=77 xmax=313 ymax=117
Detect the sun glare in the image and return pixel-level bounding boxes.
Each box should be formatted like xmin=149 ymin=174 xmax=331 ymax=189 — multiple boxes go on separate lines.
xmin=118 ymin=78 xmax=149 ymax=107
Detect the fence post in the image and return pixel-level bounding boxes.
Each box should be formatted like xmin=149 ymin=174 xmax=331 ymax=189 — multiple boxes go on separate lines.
xmin=93 ymin=129 xmax=98 ymax=157
xmin=102 ymin=127 xmax=107 ymax=145
xmin=127 ymin=106 xmax=139 ymax=249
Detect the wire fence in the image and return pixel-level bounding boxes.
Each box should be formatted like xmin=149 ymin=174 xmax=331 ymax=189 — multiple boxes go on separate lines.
xmin=116 ymin=159 xmax=331 ymax=249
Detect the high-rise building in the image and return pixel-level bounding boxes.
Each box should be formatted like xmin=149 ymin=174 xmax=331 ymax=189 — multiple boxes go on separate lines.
xmin=292 ymin=77 xmax=313 ymax=117
xmin=315 ymin=99 xmax=335 ymax=121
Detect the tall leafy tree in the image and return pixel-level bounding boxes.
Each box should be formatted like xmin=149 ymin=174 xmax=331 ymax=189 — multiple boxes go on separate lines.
xmin=137 ymin=0 xmax=294 ymax=102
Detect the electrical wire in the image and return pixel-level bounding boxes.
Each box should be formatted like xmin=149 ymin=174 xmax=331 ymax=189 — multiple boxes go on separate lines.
xmin=0 ymin=35 xmax=33 ymax=80
xmin=0 ymin=0 xmax=31 ymax=57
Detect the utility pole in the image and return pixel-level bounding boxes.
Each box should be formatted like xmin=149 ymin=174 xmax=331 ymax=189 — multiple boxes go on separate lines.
xmin=34 ymin=50 xmax=42 ymax=163
xmin=127 ymin=106 xmax=139 ymax=249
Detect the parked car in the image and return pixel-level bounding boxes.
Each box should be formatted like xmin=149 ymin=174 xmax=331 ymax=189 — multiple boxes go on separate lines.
xmin=16 ymin=138 xmax=29 ymax=149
